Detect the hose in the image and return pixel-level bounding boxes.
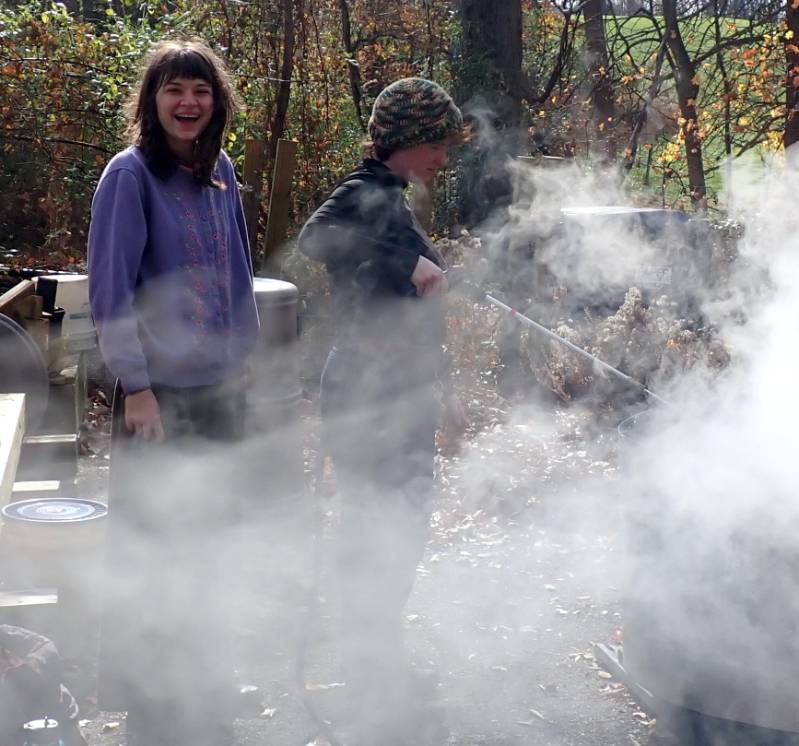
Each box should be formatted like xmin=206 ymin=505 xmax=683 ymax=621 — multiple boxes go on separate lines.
xmin=295 ymin=450 xmax=344 ymax=746
xmin=485 ymin=294 xmax=671 ymax=407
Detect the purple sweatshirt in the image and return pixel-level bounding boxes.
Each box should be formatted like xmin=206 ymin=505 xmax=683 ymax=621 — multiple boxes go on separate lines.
xmin=88 ymin=147 xmax=259 ymax=394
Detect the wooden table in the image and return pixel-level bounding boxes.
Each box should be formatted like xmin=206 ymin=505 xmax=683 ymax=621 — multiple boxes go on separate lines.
xmin=0 ymin=393 xmax=25 ymax=508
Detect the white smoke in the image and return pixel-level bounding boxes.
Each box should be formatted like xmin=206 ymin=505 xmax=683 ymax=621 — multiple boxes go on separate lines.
xmin=434 ymin=151 xmax=799 ymax=739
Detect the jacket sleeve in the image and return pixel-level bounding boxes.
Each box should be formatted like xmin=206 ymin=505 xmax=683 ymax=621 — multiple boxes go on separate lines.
xmin=0 ymin=625 xmax=63 ymax=728
xmin=87 ymin=168 xmax=151 ymax=394
xmin=298 ymin=178 xmax=423 ymax=289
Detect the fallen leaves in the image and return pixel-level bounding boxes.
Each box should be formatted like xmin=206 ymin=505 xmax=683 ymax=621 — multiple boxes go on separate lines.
xmin=79 ymin=386 xmax=112 ymax=457
xmin=517 ymin=707 xmax=552 ymax=726
xmin=305 ymin=682 xmax=346 ymax=691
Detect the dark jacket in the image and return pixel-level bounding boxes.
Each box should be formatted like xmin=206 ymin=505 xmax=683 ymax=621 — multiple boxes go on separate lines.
xmin=0 ymin=625 xmax=84 ymax=745
xmin=298 ymin=159 xmax=446 ymax=377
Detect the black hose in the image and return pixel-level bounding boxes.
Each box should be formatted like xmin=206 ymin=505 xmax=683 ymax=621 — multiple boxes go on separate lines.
xmin=295 ymin=449 xmax=345 ymax=746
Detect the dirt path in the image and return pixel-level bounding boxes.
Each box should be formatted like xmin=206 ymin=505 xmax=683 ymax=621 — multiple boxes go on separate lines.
xmin=403 ymin=405 xmax=652 ymax=746
xmin=76 ymin=401 xmax=657 ymax=746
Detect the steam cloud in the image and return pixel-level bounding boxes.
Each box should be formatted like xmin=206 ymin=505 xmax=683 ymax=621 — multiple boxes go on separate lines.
xmin=2 ymin=144 xmax=797 ymax=744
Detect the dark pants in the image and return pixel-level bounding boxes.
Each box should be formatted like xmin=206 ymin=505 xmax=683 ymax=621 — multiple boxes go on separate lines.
xmin=99 ymin=379 xmax=246 ymax=745
xmin=320 ymin=348 xmax=437 ymax=697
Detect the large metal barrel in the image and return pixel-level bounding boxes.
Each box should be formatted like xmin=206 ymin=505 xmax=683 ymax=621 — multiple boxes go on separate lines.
xmin=618 ymin=410 xmax=799 ymax=734
xmin=0 ymin=497 xmax=107 ymax=552
xmin=237 ymin=280 xmax=312 ymax=638
xmin=247 ymin=278 xmax=304 ymax=503
xmin=0 ymin=498 xmax=107 ymax=662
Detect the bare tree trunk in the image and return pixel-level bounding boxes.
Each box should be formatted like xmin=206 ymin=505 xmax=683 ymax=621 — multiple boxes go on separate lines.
xmin=623 ymin=36 xmax=667 ymax=175
xmin=337 ymin=0 xmax=366 ymax=132
xmin=662 ymin=0 xmax=706 ymax=209
xmin=456 ymin=0 xmax=527 ymax=226
xmin=216 ymin=0 xmax=235 ymax=60
xmin=712 ymin=0 xmax=734 ymax=205
xmin=583 ymin=0 xmax=616 ymax=161
xmin=784 ymin=0 xmax=799 ymax=155
xmin=268 ymin=0 xmax=296 ymax=169
xmin=458 ymin=0 xmax=525 ymax=123
xmin=712 ymin=0 xmax=732 ymax=161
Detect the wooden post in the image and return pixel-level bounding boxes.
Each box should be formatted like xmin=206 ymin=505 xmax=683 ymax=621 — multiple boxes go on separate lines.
xmin=259 ymin=138 xmax=298 ymax=274
xmin=241 ymin=139 xmax=267 ymax=269
xmin=0 ymin=394 xmax=25 ymax=509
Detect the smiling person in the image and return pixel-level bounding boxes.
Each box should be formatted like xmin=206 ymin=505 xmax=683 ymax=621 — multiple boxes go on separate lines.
xmin=298 ymin=77 xmax=465 ymax=744
xmin=87 ymin=39 xmax=258 ymax=746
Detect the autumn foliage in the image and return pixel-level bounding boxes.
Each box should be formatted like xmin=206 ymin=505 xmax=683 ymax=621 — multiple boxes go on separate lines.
xmin=0 ymin=0 xmax=794 ymax=260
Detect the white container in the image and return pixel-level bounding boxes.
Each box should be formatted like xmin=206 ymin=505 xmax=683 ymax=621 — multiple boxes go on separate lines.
xmin=37 ymin=274 xmax=95 ymax=344
xmin=40 ymin=273 xmax=91 ymax=335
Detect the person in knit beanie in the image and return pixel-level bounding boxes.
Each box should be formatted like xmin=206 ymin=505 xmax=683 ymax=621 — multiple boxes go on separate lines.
xmin=298 ymin=79 xmax=465 ymax=745
xmin=367 ymin=77 xmax=464 ymax=157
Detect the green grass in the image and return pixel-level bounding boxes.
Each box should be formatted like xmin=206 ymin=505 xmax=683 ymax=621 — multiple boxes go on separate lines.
xmin=602 ymin=14 xmax=781 ymax=210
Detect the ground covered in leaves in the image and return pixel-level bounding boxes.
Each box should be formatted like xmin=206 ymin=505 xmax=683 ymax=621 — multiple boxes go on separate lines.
xmin=72 ymin=229 xmax=721 ymax=744
xmin=75 ymin=386 xmax=661 ymax=746
xmin=0 ymin=198 xmax=762 ymax=746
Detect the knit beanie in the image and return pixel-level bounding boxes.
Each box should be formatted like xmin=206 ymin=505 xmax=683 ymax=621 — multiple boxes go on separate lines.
xmin=368 ymin=77 xmax=463 ymax=153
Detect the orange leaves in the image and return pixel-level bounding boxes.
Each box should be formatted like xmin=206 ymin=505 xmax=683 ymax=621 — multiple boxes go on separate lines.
xmin=0 ymin=63 xmax=21 ymax=78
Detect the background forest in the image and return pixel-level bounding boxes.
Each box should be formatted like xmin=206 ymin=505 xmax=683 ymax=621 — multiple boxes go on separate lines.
xmin=0 ymin=0 xmax=796 ymax=264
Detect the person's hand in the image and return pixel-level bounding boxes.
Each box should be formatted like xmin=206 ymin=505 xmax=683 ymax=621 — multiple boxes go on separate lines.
xmin=124 ymin=388 xmax=165 ymax=441
xmin=411 ymin=255 xmax=448 ymax=297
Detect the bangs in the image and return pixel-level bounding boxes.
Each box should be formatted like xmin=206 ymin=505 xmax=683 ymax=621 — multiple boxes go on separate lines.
xmin=130 ymin=38 xmax=238 ymax=187
xmin=154 ymin=49 xmax=215 ymax=89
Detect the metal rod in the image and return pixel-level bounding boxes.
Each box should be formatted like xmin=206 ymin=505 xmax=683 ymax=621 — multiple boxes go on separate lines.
xmin=485 ymin=294 xmax=670 ymax=407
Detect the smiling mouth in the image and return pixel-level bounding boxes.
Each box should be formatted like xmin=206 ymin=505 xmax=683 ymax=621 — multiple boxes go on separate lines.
xmin=175 ymin=114 xmax=200 ymax=122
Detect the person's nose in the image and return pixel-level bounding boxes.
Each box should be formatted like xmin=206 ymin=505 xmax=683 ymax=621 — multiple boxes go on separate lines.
xmin=180 ymin=91 xmax=198 ymax=108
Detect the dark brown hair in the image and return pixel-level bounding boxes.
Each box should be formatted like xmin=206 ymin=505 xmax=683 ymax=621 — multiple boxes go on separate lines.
xmin=126 ymin=39 xmax=237 ymax=188
xmin=362 ymin=139 xmax=395 ymax=162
